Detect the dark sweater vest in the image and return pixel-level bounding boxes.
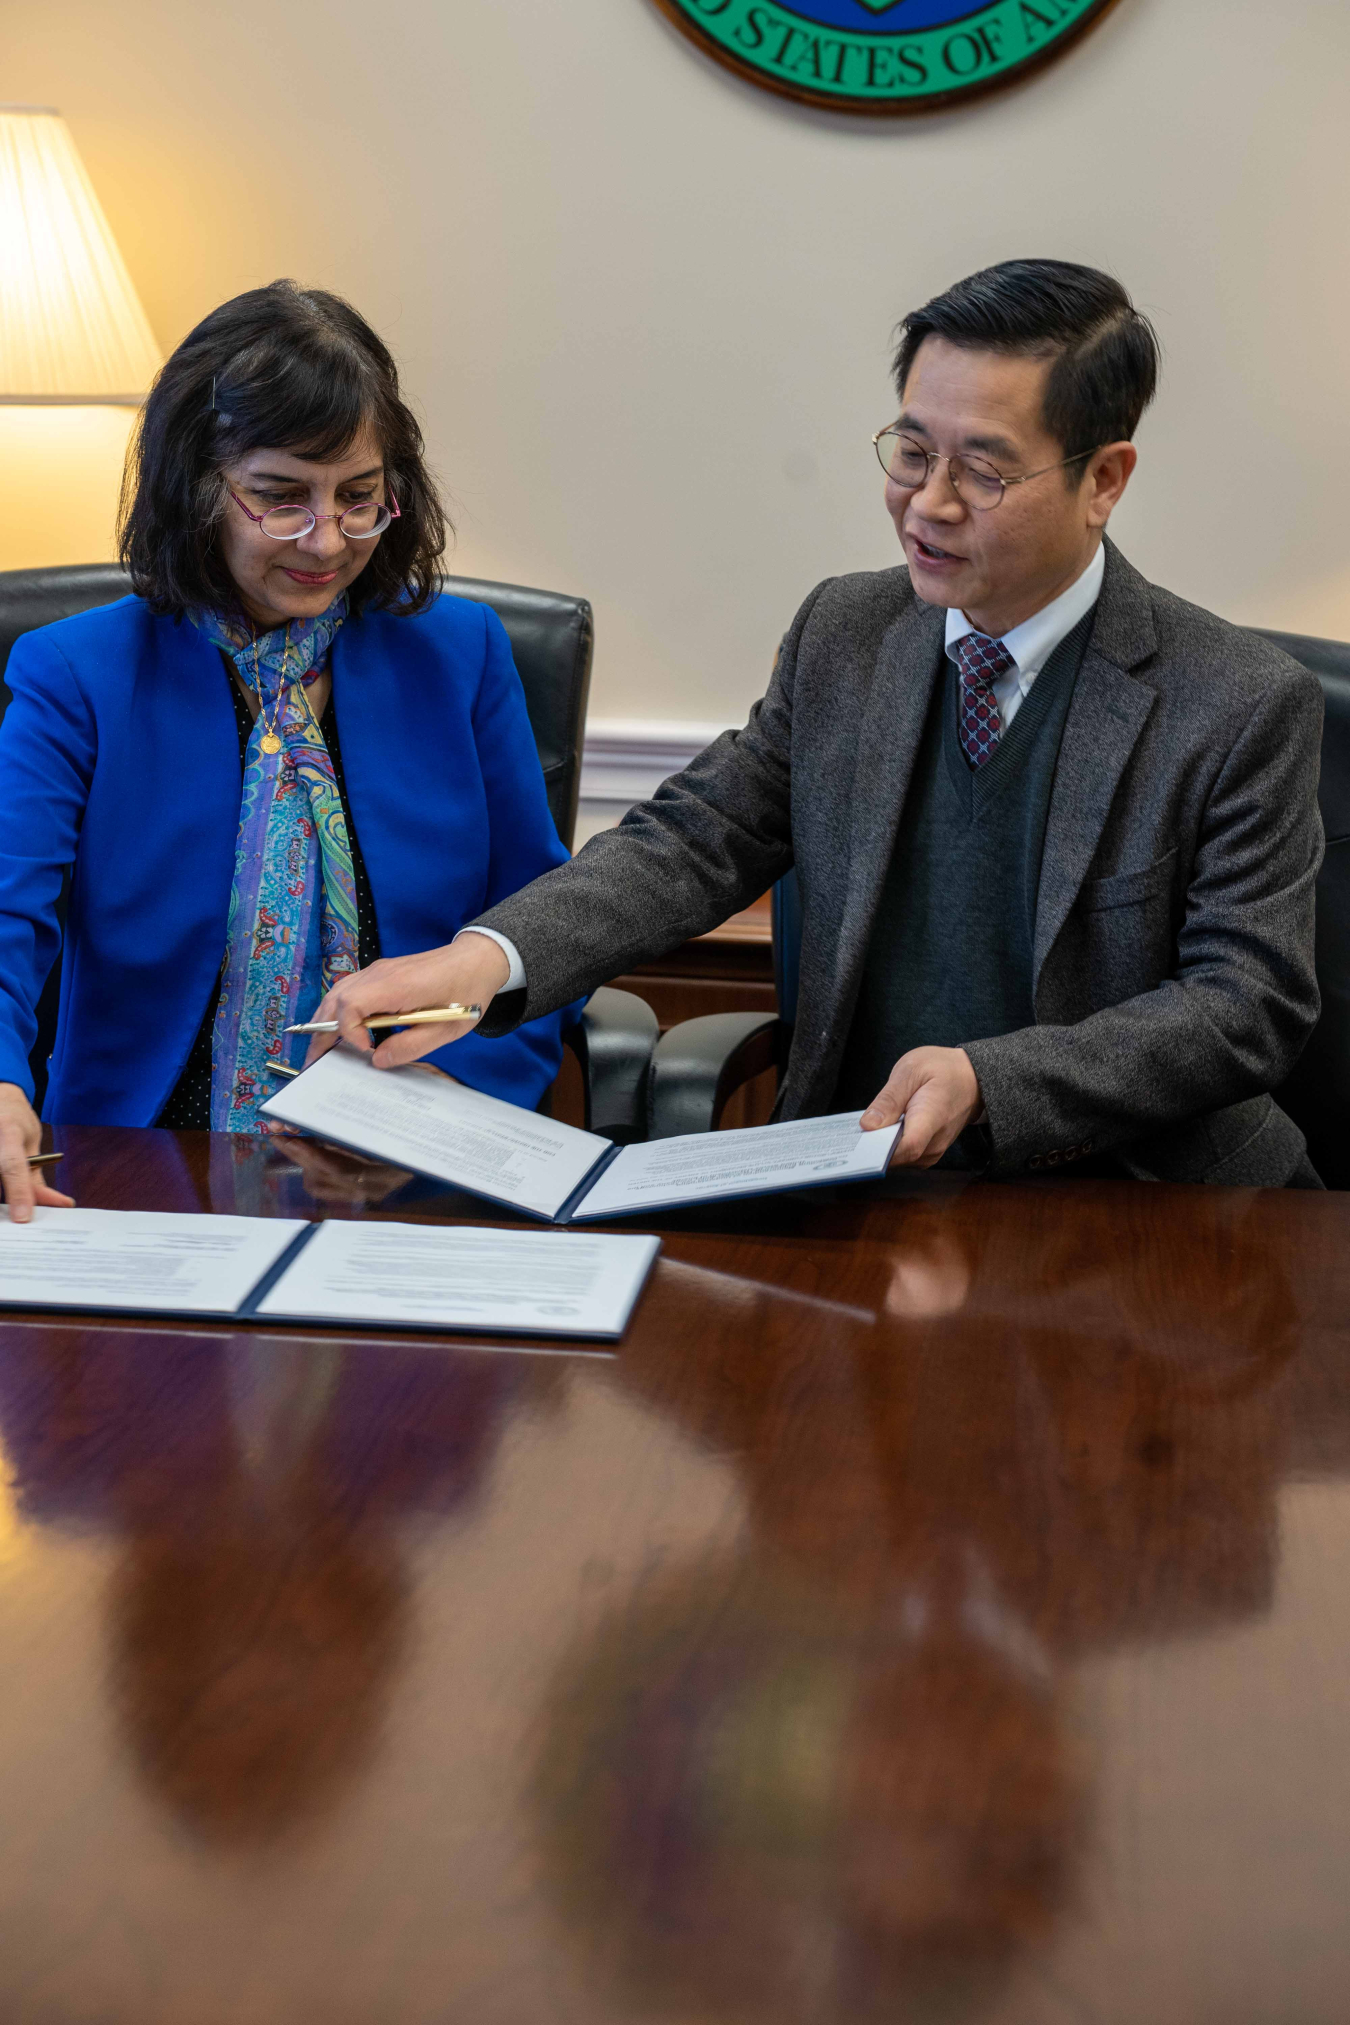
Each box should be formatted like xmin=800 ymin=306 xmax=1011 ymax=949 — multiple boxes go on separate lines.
xmin=834 ymin=611 xmax=1094 ymax=1135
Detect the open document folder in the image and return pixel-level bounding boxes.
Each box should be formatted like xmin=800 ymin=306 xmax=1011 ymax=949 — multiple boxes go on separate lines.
xmin=259 ymin=1044 xmax=902 ymax=1222
xmin=0 ymin=1208 xmax=659 ymax=1341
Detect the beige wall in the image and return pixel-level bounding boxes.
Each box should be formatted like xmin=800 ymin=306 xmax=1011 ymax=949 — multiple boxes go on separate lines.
xmin=5 ymin=0 xmax=1349 ymax=723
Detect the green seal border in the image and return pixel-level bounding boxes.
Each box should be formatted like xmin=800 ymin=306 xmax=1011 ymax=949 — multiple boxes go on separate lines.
xmin=649 ymin=0 xmax=1123 ymax=115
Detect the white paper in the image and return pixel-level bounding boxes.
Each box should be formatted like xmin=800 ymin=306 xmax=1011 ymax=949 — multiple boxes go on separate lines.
xmin=256 ymin=1220 xmax=660 ymax=1339
xmin=0 ymin=1207 xmax=306 ymax=1314
xmin=570 ymin=1110 xmax=901 ymax=1220
xmin=260 ymin=1045 xmax=612 ymax=1221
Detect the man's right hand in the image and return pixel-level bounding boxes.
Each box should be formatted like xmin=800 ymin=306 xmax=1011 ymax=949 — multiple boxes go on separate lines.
xmin=305 ymin=934 xmax=513 ymax=1069
xmin=0 ymin=1082 xmax=75 ymax=1223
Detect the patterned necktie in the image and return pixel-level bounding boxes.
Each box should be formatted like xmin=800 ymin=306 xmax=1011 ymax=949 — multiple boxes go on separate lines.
xmin=954 ymin=631 xmax=1015 ymax=767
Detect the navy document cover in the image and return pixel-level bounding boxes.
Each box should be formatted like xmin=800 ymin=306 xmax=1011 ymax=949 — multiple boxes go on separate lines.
xmin=259 ymin=1044 xmax=902 ymax=1223
xmin=0 ymin=1208 xmax=660 ymax=1341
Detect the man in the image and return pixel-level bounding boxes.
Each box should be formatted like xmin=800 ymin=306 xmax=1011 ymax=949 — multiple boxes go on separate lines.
xmin=314 ymin=260 xmax=1325 ymax=1186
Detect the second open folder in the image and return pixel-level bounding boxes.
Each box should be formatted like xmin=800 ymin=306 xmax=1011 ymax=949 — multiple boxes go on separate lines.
xmin=0 ymin=1208 xmax=659 ymax=1340
xmin=260 ymin=1044 xmax=901 ymax=1222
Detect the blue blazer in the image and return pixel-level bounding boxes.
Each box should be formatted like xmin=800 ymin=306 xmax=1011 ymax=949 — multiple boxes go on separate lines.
xmin=0 ymin=592 xmax=573 ymax=1123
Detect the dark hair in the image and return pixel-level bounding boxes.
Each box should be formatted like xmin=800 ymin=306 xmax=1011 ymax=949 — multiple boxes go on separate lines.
xmin=893 ymin=259 xmax=1160 ymax=469
xmin=119 ymin=280 xmax=448 ymax=617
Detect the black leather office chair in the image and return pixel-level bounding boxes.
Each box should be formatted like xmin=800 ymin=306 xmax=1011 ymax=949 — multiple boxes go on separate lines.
xmin=649 ymin=630 xmax=1350 ymax=1187
xmin=1256 ymin=631 xmax=1350 ymax=1188
xmin=0 ymin=563 xmax=657 ymax=1134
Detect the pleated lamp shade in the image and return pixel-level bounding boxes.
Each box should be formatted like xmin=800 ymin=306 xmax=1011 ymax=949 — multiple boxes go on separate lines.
xmin=0 ymin=105 xmax=162 ymax=404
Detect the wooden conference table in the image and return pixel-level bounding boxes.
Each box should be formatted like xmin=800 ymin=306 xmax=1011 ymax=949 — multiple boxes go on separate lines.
xmin=1 ymin=1125 xmax=1348 ymax=2024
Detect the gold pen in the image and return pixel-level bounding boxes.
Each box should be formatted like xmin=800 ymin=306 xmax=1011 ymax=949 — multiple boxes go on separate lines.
xmin=27 ymin=1151 xmax=64 ymax=1168
xmin=283 ymin=1004 xmax=482 ymax=1036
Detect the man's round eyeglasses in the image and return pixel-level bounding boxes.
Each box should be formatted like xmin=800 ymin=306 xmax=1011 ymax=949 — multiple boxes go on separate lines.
xmin=226 ymin=486 xmax=400 ymax=541
xmin=872 ymin=426 xmax=1094 ymax=512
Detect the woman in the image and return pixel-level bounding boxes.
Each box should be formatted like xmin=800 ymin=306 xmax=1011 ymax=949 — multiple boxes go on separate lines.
xmin=0 ymin=280 xmax=573 ymax=1218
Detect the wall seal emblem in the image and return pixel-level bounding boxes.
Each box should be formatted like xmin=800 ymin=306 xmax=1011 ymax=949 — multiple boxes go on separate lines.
xmin=649 ymin=0 xmax=1120 ymax=114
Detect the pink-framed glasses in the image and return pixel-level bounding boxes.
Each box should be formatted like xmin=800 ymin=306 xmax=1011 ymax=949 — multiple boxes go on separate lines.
xmin=226 ymin=485 xmax=400 ymax=541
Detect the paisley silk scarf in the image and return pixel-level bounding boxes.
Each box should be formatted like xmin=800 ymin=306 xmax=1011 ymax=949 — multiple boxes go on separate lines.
xmin=193 ymin=599 xmax=359 ymax=1131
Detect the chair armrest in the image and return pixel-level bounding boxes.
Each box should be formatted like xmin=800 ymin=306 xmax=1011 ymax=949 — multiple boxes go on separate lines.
xmin=647 ymin=1012 xmax=785 ymax=1139
xmin=565 ymin=987 xmax=660 ymax=1143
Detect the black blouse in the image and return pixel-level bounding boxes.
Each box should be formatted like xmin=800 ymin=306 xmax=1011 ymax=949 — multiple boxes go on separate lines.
xmin=156 ymin=671 xmax=381 ymax=1129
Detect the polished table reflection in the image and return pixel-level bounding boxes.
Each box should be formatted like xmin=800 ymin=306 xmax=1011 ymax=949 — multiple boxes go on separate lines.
xmin=1 ymin=1125 xmax=1348 ymax=2024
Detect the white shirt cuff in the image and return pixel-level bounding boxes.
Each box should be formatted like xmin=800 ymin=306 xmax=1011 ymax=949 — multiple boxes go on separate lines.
xmin=454 ymin=926 xmax=526 ymax=993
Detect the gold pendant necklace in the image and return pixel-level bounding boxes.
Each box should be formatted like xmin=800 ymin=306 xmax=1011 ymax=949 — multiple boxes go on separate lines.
xmin=252 ymin=624 xmax=293 ymax=755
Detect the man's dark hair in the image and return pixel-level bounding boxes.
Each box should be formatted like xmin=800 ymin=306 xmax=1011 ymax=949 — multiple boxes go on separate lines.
xmin=892 ymin=259 xmax=1160 ymax=468
xmin=120 ymin=280 xmax=448 ymax=618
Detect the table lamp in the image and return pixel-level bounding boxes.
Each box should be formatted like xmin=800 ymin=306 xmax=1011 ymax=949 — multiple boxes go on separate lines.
xmin=0 ymin=104 xmax=162 ymax=569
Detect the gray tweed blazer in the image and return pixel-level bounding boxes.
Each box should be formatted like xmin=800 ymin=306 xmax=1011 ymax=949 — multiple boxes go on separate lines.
xmin=476 ymin=540 xmax=1324 ymax=1186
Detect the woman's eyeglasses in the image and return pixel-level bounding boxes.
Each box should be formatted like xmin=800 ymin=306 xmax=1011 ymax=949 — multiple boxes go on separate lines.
xmin=872 ymin=425 xmax=1093 ymax=512
xmin=226 ymin=486 xmax=400 ymax=541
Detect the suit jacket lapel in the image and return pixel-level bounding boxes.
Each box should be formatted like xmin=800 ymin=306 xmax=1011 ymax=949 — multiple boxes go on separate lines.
xmin=1033 ymin=541 xmax=1158 ymax=986
xmin=832 ymin=592 xmax=946 ymax=994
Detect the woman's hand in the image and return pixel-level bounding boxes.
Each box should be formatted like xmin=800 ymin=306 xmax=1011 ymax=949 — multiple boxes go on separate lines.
xmin=0 ymin=1082 xmax=75 ymax=1223
xmin=305 ymin=936 xmax=512 ymax=1069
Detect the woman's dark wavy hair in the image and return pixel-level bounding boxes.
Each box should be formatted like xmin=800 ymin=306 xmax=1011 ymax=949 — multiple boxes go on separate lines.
xmin=119 ymin=280 xmax=448 ymax=618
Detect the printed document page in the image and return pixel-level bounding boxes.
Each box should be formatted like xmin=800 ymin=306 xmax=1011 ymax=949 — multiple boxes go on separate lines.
xmin=260 ymin=1044 xmax=612 ymax=1220
xmin=0 ymin=1207 xmax=306 ymax=1315
xmin=256 ymin=1220 xmax=660 ymax=1339
xmin=571 ymin=1110 xmax=901 ymax=1220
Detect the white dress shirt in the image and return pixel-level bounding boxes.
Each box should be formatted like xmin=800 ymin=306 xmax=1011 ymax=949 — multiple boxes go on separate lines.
xmin=465 ymin=545 xmax=1108 ymax=996
xmin=944 ymin=540 xmax=1104 ymax=732
xmin=459 ymin=920 xmax=528 ymax=991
